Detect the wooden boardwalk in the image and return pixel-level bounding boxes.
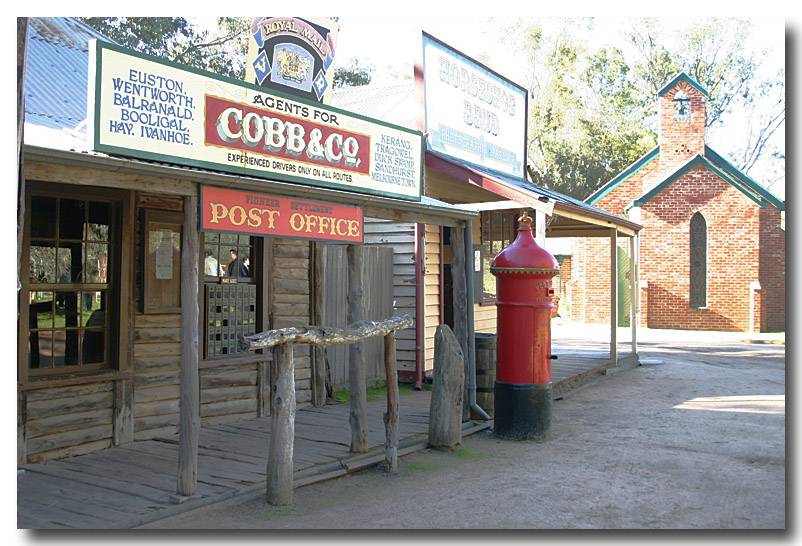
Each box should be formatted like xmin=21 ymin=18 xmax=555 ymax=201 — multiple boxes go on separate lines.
xmin=18 ymin=354 xmax=620 ymax=529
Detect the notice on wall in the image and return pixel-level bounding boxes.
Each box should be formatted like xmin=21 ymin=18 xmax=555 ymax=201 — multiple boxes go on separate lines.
xmin=88 ymin=41 xmax=423 ymax=202
xmin=154 ymin=229 xmax=175 ymax=280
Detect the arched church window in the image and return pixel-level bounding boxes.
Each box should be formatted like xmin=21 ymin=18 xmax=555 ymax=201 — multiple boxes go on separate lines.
xmin=674 ymin=90 xmax=691 ymax=121
xmin=689 ymin=212 xmax=707 ymax=307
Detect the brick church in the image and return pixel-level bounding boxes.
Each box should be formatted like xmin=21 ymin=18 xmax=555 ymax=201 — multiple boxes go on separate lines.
xmin=568 ymin=72 xmax=785 ymax=332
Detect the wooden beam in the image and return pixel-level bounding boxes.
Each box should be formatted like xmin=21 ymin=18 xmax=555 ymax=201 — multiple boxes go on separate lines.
xmin=266 ymin=343 xmax=295 ymax=505
xmin=450 ymin=225 xmax=469 ymax=420
xmin=552 ymin=206 xmax=639 ymax=238
xmin=312 ymin=243 xmax=326 ymax=407
xmin=176 ymin=193 xmax=200 ymax=498
xmin=347 ymin=244 xmax=368 ymax=453
xmin=630 ymin=235 xmax=638 ymax=356
xmin=383 ymin=332 xmax=399 ymax=473
xmin=610 ymin=228 xmax=618 ymax=366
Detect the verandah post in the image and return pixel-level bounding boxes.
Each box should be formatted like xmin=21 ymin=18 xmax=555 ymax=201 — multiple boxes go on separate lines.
xmin=347 ymin=243 xmax=369 ymax=453
xmin=383 ymin=331 xmax=399 ymax=473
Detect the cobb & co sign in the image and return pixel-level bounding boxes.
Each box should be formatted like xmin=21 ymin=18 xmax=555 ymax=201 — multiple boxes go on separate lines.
xmin=200 ymin=186 xmax=362 ymax=243
xmin=88 ymin=41 xmax=422 ymax=201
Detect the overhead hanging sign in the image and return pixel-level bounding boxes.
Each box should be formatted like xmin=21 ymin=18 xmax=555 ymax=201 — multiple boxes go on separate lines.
xmin=200 ymin=186 xmax=363 ymax=243
xmin=87 ymin=41 xmax=423 ymax=202
xmin=244 ymin=17 xmax=340 ymax=104
xmin=421 ymin=32 xmax=528 ymax=179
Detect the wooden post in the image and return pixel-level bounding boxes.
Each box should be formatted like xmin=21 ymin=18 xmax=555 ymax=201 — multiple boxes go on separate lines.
xmin=610 ymin=228 xmax=618 ymax=366
xmin=257 ymin=360 xmax=270 ymax=417
xmin=17 ymin=17 xmax=28 ymax=294
xmin=630 ymin=236 xmax=638 ymax=356
xmin=383 ymin=332 xmax=399 ymax=473
xmin=312 ymin=243 xmax=327 ymax=407
xmin=112 ymin=379 xmax=134 ymax=446
xmin=449 ymin=224 xmax=469 ymax=420
xmin=428 ymin=325 xmax=464 ymax=448
xmin=347 ymin=244 xmax=368 ymax=453
xmin=267 ymin=343 xmax=296 ymax=505
xmin=176 ymin=193 xmax=200 ymax=498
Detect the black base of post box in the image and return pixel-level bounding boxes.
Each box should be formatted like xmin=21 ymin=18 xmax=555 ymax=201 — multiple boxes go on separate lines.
xmin=493 ymin=381 xmax=552 ymax=440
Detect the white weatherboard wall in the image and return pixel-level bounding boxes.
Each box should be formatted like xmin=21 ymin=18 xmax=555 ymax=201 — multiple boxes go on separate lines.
xmin=363 ymin=218 xmax=417 ymax=374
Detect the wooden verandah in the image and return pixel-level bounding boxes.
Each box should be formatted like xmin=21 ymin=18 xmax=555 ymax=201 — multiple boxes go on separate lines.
xmin=18 ymin=354 xmax=606 ymax=529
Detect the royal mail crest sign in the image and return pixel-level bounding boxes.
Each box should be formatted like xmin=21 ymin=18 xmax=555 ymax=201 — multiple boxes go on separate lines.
xmin=87 ymin=41 xmax=422 ymax=201
xmin=245 ymin=17 xmax=339 ymax=103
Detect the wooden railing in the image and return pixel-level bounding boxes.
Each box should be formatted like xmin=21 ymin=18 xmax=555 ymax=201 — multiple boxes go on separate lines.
xmin=239 ymin=314 xmax=414 ymax=505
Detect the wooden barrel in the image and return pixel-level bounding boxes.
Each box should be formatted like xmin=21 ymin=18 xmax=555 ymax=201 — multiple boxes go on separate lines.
xmin=474 ymin=333 xmax=497 ymax=417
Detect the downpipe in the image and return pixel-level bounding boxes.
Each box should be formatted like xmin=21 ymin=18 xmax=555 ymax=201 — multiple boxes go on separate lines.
xmin=464 ymin=219 xmax=490 ymax=421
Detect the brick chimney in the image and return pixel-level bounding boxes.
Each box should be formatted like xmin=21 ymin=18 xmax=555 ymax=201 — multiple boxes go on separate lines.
xmin=657 ymin=72 xmax=709 ymax=172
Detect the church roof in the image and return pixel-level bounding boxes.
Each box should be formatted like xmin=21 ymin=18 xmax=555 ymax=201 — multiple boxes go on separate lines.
xmin=626 ymin=149 xmax=784 ymax=211
xmin=585 ymin=145 xmax=660 ymax=205
xmin=657 ymin=71 xmax=710 ymax=98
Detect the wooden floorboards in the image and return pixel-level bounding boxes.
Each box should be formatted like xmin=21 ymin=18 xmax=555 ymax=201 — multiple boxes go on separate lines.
xmin=18 ymin=354 xmax=614 ymax=529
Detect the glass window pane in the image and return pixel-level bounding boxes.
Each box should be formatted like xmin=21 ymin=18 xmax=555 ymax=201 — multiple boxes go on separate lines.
xmin=57 ymin=243 xmax=83 ymax=283
xmin=86 ymin=201 xmax=111 ymax=241
xmin=30 ymin=331 xmax=52 ymax=369
xmin=59 ymin=199 xmax=85 ymax=240
xmin=30 ymin=197 xmax=57 ymax=239
xmin=81 ymin=291 xmax=106 ymax=327
xmin=85 ymin=243 xmax=109 ymax=283
xmin=223 ymin=248 xmax=239 ymax=278
xmin=220 ymin=233 xmax=237 ymax=245
xmin=53 ymin=329 xmax=79 ymax=367
xmin=205 ymin=232 xmax=219 ymax=243
xmin=29 ymin=242 xmax=57 ymax=283
xmin=239 ymin=246 xmax=253 ymax=278
xmin=238 ymin=234 xmax=251 ymax=245
xmin=55 ymin=291 xmax=80 ymax=329
xmin=83 ymin=330 xmax=105 ymax=364
xmin=30 ymin=291 xmax=54 ymax=329
xmin=204 ymin=244 xmax=221 ymax=277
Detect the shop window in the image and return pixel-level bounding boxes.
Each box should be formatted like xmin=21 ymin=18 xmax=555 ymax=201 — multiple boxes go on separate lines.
xmin=480 ymin=211 xmax=516 ymax=300
xmin=689 ymin=212 xmax=707 ymax=308
xmin=203 ymin=232 xmax=259 ymax=358
xmin=27 ymin=195 xmax=116 ymax=372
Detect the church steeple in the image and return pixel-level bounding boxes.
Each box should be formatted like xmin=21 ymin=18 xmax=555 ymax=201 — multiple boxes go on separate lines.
xmin=657 ymin=72 xmax=708 ymax=171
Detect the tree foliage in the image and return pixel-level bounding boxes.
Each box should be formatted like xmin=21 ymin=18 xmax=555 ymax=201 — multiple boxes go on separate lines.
xmin=79 ymin=17 xmax=250 ymax=79
xmin=333 ymin=57 xmax=373 ymax=88
xmin=509 ymin=17 xmax=783 ymax=200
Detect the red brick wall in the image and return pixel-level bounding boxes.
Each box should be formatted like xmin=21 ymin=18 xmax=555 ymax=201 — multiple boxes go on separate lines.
xmin=758 ymin=207 xmax=785 ymax=331
xmin=659 ymin=80 xmax=707 ymax=172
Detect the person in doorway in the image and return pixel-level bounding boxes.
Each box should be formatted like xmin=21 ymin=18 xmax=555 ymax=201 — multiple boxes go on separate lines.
xmin=205 ymin=249 xmax=220 ymax=277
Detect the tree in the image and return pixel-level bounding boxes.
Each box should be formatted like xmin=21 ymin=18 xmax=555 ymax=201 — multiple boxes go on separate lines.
xmin=79 ymin=17 xmax=250 ymax=79
xmin=333 ymin=57 xmax=373 ymax=88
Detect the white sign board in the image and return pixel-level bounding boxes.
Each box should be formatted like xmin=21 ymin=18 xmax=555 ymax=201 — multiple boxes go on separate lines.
xmin=422 ymin=32 xmax=527 ymax=179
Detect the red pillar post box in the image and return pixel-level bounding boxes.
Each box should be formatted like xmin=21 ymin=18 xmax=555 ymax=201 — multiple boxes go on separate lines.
xmin=490 ymin=212 xmax=558 ymax=440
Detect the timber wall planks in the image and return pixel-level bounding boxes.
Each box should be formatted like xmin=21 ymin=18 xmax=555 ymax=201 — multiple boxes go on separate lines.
xmin=364 ymin=218 xmax=417 ymax=373
xmin=272 ymin=238 xmax=313 ymax=406
xmin=424 ymin=224 xmax=441 ymax=372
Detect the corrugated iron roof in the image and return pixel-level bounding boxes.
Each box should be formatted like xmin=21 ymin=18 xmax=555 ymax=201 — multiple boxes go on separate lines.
xmin=24 ymin=17 xmax=115 ymax=130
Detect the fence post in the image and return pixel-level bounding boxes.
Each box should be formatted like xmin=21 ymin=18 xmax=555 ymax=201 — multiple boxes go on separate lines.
xmin=267 ymin=343 xmax=296 ymax=505
xmin=347 ymin=244 xmax=368 ymax=453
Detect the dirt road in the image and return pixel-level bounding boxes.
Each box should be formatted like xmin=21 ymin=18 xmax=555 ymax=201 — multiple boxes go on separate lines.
xmin=143 ymin=338 xmax=785 ymax=529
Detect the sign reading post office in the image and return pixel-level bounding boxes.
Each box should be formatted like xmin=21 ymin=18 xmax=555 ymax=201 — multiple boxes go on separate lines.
xmin=422 ymin=32 xmax=527 ymax=179
xmin=87 ymin=41 xmax=423 ymax=201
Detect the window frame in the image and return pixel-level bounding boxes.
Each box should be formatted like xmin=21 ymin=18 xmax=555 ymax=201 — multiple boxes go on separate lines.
xmin=199 ymin=231 xmax=264 ymax=361
xmin=689 ymin=211 xmax=708 ymax=308
xmin=19 ymin=182 xmax=129 ymax=383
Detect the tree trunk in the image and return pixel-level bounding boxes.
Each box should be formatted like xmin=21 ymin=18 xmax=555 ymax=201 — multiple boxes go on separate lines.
xmin=267 ymin=344 xmax=296 ymax=505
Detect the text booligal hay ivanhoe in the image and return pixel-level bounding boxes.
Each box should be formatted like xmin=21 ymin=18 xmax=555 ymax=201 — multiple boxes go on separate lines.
xmin=109 ymin=70 xmax=195 ymax=145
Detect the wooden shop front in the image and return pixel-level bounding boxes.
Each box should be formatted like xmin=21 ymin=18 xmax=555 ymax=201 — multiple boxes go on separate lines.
xmin=17 ymin=40 xmax=477 ymax=467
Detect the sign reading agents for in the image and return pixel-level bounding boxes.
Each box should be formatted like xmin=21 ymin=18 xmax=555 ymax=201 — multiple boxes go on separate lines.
xmin=87 ymin=41 xmax=422 ymax=201
xmin=200 ymin=186 xmax=363 ymax=243
xmin=422 ymin=32 xmax=527 ymax=179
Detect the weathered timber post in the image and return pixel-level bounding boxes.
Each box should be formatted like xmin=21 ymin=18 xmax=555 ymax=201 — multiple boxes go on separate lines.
xmin=449 ymin=225 xmax=469 ymax=421
xmin=267 ymin=343 xmax=296 ymax=505
xmin=383 ymin=332 xmax=399 ymax=473
xmin=610 ymin=228 xmax=618 ymax=366
xmin=428 ymin=324 xmax=464 ymax=448
xmin=347 ymin=244 xmax=368 ymax=453
xmin=176 ymin=193 xmax=200 ymax=498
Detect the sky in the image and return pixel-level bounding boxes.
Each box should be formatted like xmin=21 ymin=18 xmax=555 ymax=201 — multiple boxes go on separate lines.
xmin=331 ymin=16 xmax=785 ymax=197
